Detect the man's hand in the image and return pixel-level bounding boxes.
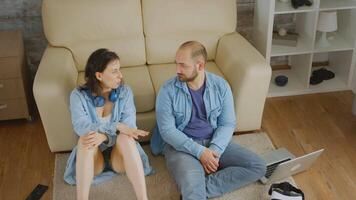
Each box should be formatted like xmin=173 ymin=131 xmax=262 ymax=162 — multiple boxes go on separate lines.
xmin=82 ymin=131 xmax=107 ymax=149
xmin=199 ymin=148 xmax=220 ymax=174
xmin=116 ymin=123 xmax=149 ymax=139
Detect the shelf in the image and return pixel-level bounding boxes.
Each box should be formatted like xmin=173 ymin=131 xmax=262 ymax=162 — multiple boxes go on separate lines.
xmin=309 ymin=51 xmax=353 ymax=92
xmin=269 ymin=71 xmax=350 ymax=97
xmin=271 ymin=11 xmax=316 ymax=56
xmin=271 ymin=42 xmax=313 ymax=56
xmin=314 ymin=35 xmax=355 ymax=53
xmin=269 ymin=75 xmax=350 ymax=97
xmin=320 ymin=0 xmax=356 ymax=11
xmin=275 ymin=1 xmax=316 ymax=14
xmin=269 ymin=70 xmax=307 ymax=97
xmin=254 ymin=0 xmax=356 ymax=97
xmin=308 ymin=75 xmax=349 ymax=92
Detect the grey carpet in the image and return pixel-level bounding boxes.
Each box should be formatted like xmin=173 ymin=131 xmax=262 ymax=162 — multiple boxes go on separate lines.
xmin=53 ymin=132 xmax=296 ymax=200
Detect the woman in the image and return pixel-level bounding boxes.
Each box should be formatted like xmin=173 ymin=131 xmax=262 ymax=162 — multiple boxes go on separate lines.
xmin=64 ymin=48 xmax=154 ymax=200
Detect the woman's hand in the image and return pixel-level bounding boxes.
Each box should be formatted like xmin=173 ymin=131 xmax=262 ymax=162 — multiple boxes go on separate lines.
xmin=82 ymin=131 xmax=107 ymax=149
xmin=116 ymin=123 xmax=149 ymax=139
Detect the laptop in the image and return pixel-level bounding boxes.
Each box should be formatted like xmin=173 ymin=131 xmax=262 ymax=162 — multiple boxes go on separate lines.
xmin=259 ymin=148 xmax=324 ymax=184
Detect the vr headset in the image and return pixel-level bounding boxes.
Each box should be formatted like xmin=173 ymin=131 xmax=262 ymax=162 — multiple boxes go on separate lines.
xmin=269 ymin=182 xmax=304 ymax=200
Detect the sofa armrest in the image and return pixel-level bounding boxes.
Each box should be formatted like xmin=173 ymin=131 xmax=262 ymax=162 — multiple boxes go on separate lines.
xmin=33 ymin=47 xmax=78 ymax=152
xmin=215 ymin=32 xmax=271 ymax=131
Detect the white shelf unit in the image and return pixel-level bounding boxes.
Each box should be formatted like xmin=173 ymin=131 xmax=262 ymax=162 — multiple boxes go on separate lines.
xmin=253 ymin=0 xmax=356 ymax=97
xmin=275 ymin=0 xmax=317 ymax=14
xmin=320 ymin=0 xmax=356 ymax=11
xmin=309 ymin=50 xmax=354 ymax=92
xmin=270 ymin=54 xmax=312 ymax=96
xmin=271 ymin=12 xmax=317 ymax=56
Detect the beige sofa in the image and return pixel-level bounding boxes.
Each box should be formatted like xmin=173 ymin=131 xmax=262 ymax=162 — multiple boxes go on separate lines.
xmin=33 ymin=0 xmax=271 ymax=152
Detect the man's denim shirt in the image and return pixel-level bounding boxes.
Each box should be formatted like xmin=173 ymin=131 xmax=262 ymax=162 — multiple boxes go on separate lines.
xmin=151 ymin=72 xmax=237 ymax=159
xmin=64 ymin=85 xmax=154 ymax=185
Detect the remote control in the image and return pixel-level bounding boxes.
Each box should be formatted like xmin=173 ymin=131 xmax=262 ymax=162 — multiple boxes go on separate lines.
xmin=26 ymin=184 xmax=48 ymax=200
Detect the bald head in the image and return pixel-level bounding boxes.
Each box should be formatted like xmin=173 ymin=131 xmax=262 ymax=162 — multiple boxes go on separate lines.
xmin=178 ymin=41 xmax=207 ymax=63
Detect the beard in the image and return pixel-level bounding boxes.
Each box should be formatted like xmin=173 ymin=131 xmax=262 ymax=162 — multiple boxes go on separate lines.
xmin=178 ymin=68 xmax=198 ymax=82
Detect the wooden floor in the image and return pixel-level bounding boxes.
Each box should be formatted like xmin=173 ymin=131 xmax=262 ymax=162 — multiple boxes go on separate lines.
xmin=262 ymin=91 xmax=356 ymax=200
xmin=0 ymin=91 xmax=355 ymax=200
xmin=0 ymin=113 xmax=54 ymax=200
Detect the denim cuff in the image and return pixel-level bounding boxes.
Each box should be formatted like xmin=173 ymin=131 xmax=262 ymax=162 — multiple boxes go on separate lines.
xmin=209 ymin=144 xmax=223 ymax=157
xmin=102 ymin=133 xmax=117 ymax=148
xmin=195 ymin=144 xmax=205 ymax=159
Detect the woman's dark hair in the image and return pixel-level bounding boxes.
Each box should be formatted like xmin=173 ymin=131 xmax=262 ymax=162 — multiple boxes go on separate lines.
xmin=80 ymin=48 xmax=120 ymax=95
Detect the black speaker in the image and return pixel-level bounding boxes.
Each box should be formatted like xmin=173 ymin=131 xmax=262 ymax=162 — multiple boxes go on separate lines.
xmin=275 ymin=75 xmax=288 ymax=87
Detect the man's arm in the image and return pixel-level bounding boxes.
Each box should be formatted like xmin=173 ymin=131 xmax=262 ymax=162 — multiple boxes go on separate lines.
xmin=209 ymin=83 xmax=237 ymax=156
xmin=156 ymin=86 xmax=205 ymax=159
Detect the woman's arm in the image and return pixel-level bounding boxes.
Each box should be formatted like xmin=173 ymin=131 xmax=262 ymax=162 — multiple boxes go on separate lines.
xmin=116 ymin=86 xmax=148 ymax=139
xmin=69 ymin=89 xmax=117 ymax=147
xmin=119 ymin=86 xmax=137 ymax=128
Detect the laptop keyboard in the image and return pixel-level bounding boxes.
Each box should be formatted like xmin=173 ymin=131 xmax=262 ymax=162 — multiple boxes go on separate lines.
xmin=265 ymin=158 xmax=291 ymax=178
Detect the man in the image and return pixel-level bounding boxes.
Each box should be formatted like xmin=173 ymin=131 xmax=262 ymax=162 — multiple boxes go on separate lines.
xmin=150 ymin=41 xmax=266 ymax=200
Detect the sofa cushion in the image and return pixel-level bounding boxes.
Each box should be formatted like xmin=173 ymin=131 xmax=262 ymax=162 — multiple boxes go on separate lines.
xmin=148 ymin=62 xmax=225 ymax=94
xmin=77 ymin=65 xmax=155 ymax=113
xmin=42 ymin=0 xmax=146 ymax=70
xmin=145 ymin=34 xmax=222 ymax=65
xmin=142 ymin=0 xmax=236 ymax=64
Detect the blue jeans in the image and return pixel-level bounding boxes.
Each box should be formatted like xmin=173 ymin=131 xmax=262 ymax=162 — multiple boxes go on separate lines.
xmin=163 ymin=140 xmax=266 ymax=200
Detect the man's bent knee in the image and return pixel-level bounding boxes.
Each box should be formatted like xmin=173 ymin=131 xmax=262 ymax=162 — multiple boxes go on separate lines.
xmin=250 ymin=156 xmax=267 ymax=179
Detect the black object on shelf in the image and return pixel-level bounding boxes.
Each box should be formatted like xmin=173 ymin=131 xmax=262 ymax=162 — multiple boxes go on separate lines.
xmin=275 ymin=75 xmax=288 ymax=87
xmin=310 ymin=68 xmax=335 ymax=85
xmin=291 ymin=0 xmax=313 ymax=9
xmin=310 ymin=75 xmax=323 ymax=85
xmin=312 ymin=68 xmax=335 ymax=80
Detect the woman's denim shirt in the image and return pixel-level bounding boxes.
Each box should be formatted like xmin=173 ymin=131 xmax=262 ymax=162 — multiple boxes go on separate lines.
xmin=64 ymin=85 xmax=154 ymax=185
xmin=150 ymin=72 xmax=236 ymax=159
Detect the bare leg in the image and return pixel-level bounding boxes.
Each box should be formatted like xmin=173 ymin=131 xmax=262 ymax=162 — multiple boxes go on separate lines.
xmin=111 ymin=134 xmax=148 ymax=200
xmin=110 ymin=141 xmax=125 ymax=173
xmin=76 ymin=136 xmax=104 ymax=200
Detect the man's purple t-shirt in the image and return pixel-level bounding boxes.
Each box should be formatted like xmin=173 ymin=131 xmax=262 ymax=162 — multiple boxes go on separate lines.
xmin=183 ymin=82 xmax=214 ymax=139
